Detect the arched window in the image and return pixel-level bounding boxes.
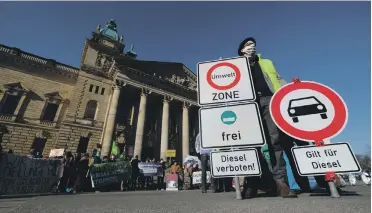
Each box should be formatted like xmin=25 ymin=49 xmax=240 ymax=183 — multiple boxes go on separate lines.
xmin=84 ymin=100 xmax=98 ymax=120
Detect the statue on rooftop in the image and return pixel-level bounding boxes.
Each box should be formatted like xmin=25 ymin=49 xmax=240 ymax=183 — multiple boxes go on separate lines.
xmin=106 ymin=19 xmax=117 ymax=31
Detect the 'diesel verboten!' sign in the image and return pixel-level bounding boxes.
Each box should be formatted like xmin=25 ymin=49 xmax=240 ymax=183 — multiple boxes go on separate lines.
xmin=210 ymin=149 xmax=261 ymax=178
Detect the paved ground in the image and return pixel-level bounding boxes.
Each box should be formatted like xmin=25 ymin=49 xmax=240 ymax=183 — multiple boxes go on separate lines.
xmin=0 ymin=186 xmax=370 ymax=213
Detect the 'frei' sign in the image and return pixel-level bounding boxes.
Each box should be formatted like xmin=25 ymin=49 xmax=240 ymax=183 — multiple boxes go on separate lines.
xmin=199 ymin=102 xmax=266 ymax=149
xmin=197 ymin=57 xmax=256 ymax=106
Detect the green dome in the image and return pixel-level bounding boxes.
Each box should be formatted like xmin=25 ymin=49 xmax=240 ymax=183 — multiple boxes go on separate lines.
xmin=99 ymin=19 xmax=119 ymax=41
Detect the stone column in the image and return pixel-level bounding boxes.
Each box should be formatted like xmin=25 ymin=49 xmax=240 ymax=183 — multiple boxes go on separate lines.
xmin=101 ymin=85 xmax=121 ymax=157
xmin=182 ymin=102 xmax=190 ymax=161
xmin=133 ymin=90 xmax=148 ymax=160
xmin=160 ymin=96 xmax=170 ymax=160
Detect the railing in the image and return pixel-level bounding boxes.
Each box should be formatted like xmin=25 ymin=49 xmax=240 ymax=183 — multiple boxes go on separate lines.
xmin=20 ymin=53 xmax=47 ymax=64
xmin=0 ymin=44 xmax=80 ymax=75
xmin=0 ymin=114 xmax=14 ymax=121
xmin=39 ymin=120 xmax=55 ymax=126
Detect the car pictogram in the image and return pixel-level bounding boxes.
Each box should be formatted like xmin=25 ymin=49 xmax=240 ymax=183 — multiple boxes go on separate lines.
xmin=287 ymin=96 xmax=328 ymax=123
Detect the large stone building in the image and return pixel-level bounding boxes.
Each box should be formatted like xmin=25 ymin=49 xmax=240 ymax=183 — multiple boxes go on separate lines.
xmin=0 ymin=19 xmax=199 ymax=161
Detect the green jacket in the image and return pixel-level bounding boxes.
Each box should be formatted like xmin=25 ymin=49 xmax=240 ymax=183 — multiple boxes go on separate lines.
xmin=257 ymin=54 xmax=287 ymax=159
xmin=257 ymin=53 xmax=287 ymax=92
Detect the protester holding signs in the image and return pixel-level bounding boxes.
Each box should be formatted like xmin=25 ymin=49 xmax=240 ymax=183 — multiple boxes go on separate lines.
xmin=237 ymin=37 xmax=297 ymax=199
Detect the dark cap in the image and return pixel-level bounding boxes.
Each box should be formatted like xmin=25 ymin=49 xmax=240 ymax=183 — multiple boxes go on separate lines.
xmin=238 ymin=37 xmax=256 ymax=56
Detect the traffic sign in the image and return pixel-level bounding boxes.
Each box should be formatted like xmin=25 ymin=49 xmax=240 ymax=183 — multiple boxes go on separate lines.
xmin=197 ymin=57 xmax=256 ymax=106
xmin=199 ymin=102 xmax=266 ymax=149
xmin=270 ymin=81 xmax=348 ymax=142
xmin=291 ymin=142 xmax=361 ymax=176
xmin=210 ymin=149 xmax=261 ymax=177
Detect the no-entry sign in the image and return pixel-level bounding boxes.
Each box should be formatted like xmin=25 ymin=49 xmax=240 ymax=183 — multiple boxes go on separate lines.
xmin=270 ymin=81 xmax=348 ymax=142
xmin=197 ymin=57 xmax=256 ymax=106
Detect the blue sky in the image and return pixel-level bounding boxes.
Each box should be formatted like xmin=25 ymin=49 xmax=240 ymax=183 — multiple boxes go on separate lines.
xmin=0 ymin=2 xmax=370 ymax=154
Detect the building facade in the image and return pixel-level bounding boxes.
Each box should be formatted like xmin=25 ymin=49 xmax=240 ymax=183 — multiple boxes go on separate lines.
xmin=0 ymin=19 xmax=199 ymax=161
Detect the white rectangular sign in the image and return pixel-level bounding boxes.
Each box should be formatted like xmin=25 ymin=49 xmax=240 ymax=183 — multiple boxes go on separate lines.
xmin=292 ymin=142 xmax=361 ymax=176
xmin=197 ymin=57 xmax=256 ymax=106
xmin=210 ymin=149 xmax=261 ymax=177
xmin=199 ymin=102 xmax=266 ymax=149
xmin=192 ymin=171 xmax=211 ymax=185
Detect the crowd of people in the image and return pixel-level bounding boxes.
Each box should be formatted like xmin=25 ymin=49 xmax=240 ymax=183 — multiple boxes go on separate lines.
xmin=49 ymin=148 xmax=208 ymax=194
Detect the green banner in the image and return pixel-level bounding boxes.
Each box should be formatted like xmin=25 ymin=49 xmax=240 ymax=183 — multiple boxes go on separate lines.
xmin=90 ymin=161 xmax=132 ymax=188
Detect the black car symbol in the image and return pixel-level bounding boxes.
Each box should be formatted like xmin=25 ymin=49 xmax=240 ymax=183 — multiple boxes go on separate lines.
xmin=287 ymin=96 xmax=328 ymax=123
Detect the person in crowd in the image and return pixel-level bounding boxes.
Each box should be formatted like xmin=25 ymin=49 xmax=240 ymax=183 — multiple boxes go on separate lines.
xmin=237 ymin=37 xmax=297 ymax=199
xmin=34 ymin=151 xmax=43 ymax=158
xmin=195 ymin=134 xmax=217 ymax=193
xmin=130 ymin=155 xmax=140 ymax=191
xmin=27 ymin=149 xmax=35 ymax=158
xmin=0 ymin=143 xmax=3 ymax=164
xmin=89 ymin=148 xmax=101 ymax=166
xmin=171 ymin=161 xmax=180 ymax=174
xmin=58 ymin=151 xmax=74 ymax=193
xmin=74 ymin=153 xmax=90 ymax=193
xmin=102 ymin=156 xmax=109 ymax=163
xmin=183 ymin=163 xmax=193 ymax=190
xmin=144 ymin=158 xmax=152 ymax=189
xmin=157 ymin=158 xmax=166 ymax=190
xmin=281 ymin=139 xmax=332 ymax=193
xmin=109 ymin=154 xmax=116 ymax=162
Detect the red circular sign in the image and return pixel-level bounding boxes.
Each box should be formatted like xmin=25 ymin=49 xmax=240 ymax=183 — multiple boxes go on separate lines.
xmin=270 ymin=81 xmax=348 ymax=142
xmin=206 ymin=62 xmax=241 ymax=90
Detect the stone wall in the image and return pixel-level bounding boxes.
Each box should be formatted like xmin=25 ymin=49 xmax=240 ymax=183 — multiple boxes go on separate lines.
xmin=0 ymin=66 xmax=75 ymax=121
xmin=66 ymin=71 xmax=112 ymax=123
xmin=56 ymin=123 xmax=103 ymax=155
xmin=0 ymin=64 xmax=109 ymax=156
xmin=0 ymin=122 xmax=58 ymax=156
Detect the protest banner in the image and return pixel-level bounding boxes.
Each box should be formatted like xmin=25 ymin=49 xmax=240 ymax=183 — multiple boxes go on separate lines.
xmin=192 ymin=171 xmax=211 ymax=185
xmin=49 ymin=149 xmax=64 ymax=158
xmin=138 ymin=162 xmax=164 ymax=177
xmin=0 ymin=153 xmax=62 ymax=195
xmin=90 ymin=161 xmax=131 ymax=188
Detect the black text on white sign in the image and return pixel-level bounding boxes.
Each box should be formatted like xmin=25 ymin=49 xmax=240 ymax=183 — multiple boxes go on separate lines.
xmin=210 ymin=149 xmax=261 ymax=178
xmin=291 ymin=142 xmax=361 ymax=176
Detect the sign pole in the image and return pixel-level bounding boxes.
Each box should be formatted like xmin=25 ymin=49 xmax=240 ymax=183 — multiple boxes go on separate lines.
xmin=321 ymin=139 xmax=341 ymax=198
xmin=230 ymin=147 xmax=242 ymax=200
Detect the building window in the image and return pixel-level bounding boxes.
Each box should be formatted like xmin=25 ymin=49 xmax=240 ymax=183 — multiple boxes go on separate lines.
xmin=0 ymin=82 xmax=28 ymax=116
xmin=31 ymin=137 xmax=47 ymax=155
xmin=95 ymin=86 xmax=99 ymax=94
xmin=84 ymin=100 xmax=98 ymax=120
xmin=101 ymin=88 xmax=105 ymax=95
xmin=0 ymin=94 xmax=21 ymax=115
xmin=41 ymin=102 xmax=59 ymax=121
xmin=89 ymin=84 xmax=94 ymax=92
xmin=77 ymin=136 xmax=89 ymax=153
xmin=42 ymin=92 xmax=63 ymax=123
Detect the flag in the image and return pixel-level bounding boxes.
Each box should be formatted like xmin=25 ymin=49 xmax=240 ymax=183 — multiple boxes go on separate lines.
xmin=111 ymin=141 xmax=120 ymax=158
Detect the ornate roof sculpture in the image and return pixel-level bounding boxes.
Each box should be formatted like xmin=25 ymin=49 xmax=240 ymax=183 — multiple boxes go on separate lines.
xmin=99 ymin=19 xmax=119 ymax=42
xmin=125 ymin=45 xmax=137 ymax=59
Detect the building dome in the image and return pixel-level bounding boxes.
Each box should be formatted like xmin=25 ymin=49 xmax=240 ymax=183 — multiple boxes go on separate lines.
xmin=99 ymin=19 xmax=119 ymax=41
